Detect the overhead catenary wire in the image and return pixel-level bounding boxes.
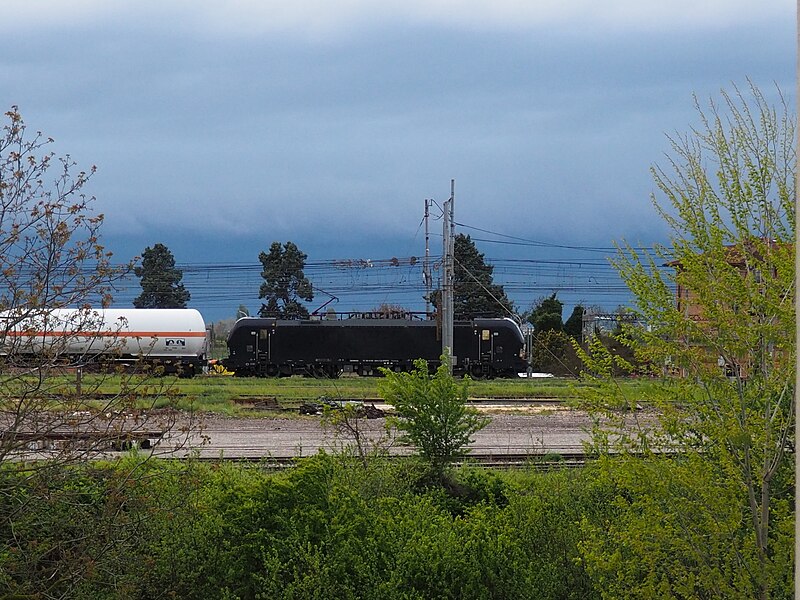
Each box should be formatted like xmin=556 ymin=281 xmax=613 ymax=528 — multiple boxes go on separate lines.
xmin=453 ymin=221 xmax=661 ymax=253
xmin=92 ymin=209 xmax=672 ymax=319
xmin=95 ymin=251 xmax=669 ymax=319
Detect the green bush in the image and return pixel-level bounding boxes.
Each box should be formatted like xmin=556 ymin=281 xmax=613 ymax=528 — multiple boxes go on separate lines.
xmin=578 ymin=455 xmax=795 ymax=600
xmin=0 ymin=453 xmax=607 ymax=599
xmin=379 ymin=356 xmax=490 ymax=478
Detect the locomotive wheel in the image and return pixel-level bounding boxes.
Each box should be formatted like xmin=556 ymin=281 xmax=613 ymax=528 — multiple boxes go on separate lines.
xmin=265 ymin=364 xmax=279 ymax=378
xmin=469 ymin=363 xmax=485 ymax=380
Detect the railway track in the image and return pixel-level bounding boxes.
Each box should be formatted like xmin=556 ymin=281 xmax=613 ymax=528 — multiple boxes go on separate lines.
xmin=3 ymin=430 xmax=592 ymax=468
xmin=4 ymin=407 xmax=596 ymax=463
xmin=231 ymin=396 xmax=571 ymax=415
xmin=232 ymin=396 xmax=568 ymax=403
xmin=187 ymin=450 xmax=591 ymax=470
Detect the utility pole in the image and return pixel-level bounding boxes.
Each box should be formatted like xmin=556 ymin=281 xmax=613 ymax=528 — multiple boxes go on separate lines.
xmin=424 ymin=199 xmax=432 ymax=318
xmin=441 ymin=180 xmax=455 ymax=372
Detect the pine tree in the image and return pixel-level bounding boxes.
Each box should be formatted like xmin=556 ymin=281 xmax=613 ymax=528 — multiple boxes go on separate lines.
xmin=258 ymin=241 xmax=313 ymax=319
xmin=133 ymin=243 xmax=190 ymax=308
xmin=433 ymin=234 xmax=514 ymax=319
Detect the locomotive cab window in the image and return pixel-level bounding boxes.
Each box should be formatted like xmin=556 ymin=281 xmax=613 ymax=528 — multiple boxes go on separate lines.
xmin=481 ymin=330 xmax=490 ymax=341
xmin=259 ymin=329 xmax=269 ymax=340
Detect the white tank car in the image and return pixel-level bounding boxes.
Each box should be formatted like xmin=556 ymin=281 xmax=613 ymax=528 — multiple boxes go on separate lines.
xmin=1 ymin=308 xmax=208 ymax=373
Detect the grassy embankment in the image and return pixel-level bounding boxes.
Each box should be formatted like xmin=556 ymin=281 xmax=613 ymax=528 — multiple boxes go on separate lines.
xmin=27 ymin=371 xmax=661 ymax=416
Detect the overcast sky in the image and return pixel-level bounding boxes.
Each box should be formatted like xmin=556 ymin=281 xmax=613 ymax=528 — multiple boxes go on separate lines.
xmin=1 ymin=1 xmax=795 ymax=319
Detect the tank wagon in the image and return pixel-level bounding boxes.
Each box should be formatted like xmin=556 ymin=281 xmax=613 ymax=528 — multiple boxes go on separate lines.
xmin=0 ymin=308 xmax=208 ymax=376
xmin=222 ymin=316 xmax=527 ymax=378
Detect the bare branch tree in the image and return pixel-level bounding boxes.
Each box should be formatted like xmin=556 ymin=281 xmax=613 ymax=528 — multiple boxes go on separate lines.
xmin=0 ymin=105 xmax=203 ymax=595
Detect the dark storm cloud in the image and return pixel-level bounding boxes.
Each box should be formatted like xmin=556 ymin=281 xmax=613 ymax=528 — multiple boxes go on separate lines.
xmin=3 ymin=17 xmax=791 ymax=243
xmin=0 ymin=1 xmax=794 ymax=318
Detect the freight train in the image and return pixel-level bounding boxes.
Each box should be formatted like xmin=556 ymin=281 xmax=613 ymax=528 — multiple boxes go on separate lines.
xmin=0 ymin=308 xmax=528 ymax=379
xmin=221 ymin=315 xmax=527 ymax=379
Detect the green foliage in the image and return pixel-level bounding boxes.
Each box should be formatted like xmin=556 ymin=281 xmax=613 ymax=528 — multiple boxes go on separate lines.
xmin=378 ymin=357 xmax=490 ymax=475
xmin=523 ymin=295 xmax=588 ymax=375
xmin=575 ymin=83 xmax=796 ymax=598
xmin=133 ymin=242 xmax=191 ymax=308
xmin=579 ymin=455 xmax=795 ymax=600
xmin=563 ymin=304 xmax=584 ymax=339
xmin=258 ymin=241 xmax=313 ymax=319
xmin=0 ymin=457 xmax=197 ymax=598
xmin=453 ymin=233 xmax=515 ymax=318
xmin=0 ymin=453 xmax=611 ymax=599
xmin=526 ymin=293 xmax=564 ymax=333
xmin=529 ymin=328 xmax=582 ymax=376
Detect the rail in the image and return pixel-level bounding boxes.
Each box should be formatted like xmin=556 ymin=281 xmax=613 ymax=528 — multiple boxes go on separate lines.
xmin=187 ymin=451 xmax=591 ymax=470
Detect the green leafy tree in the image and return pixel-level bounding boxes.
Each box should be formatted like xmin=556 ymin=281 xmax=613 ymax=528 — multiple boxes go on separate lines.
xmin=433 ymin=234 xmax=514 ymax=319
xmin=576 ymin=83 xmax=795 ymax=599
xmin=563 ymin=304 xmax=584 ymax=339
xmin=378 ymin=356 xmax=489 ymax=476
xmin=525 ymin=293 xmax=563 ymax=333
xmin=258 ymin=241 xmax=313 ymax=318
xmin=454 ymin=234 xmax=514 ymax=318
xmin=527 ymin=329 xmax=581 ymax=376
xmin=523 ymin=295 xmax=584 ymax=375
xmin=133 ymin=243 xmax=190 ymax=308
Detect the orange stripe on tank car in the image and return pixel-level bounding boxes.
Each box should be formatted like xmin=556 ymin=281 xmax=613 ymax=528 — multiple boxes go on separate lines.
xmin=7 ymin=331 xmax=207 ymax=338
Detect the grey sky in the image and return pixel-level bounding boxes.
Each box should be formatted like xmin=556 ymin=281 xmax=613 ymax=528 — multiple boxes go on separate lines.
xmin=1 ymin=1 xmax=794 ymax=319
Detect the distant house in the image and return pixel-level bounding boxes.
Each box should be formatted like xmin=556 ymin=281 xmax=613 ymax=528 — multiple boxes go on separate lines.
xmin=665 ymin=238 xmax=790 ymax=378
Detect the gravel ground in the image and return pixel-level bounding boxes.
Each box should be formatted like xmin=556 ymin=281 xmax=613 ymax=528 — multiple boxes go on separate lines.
xmin=164 ymin=405 xmax=603 ymax=459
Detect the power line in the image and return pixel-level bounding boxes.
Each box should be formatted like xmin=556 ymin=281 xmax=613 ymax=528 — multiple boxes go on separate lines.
xmin=95 ymin=224 xmax=674 ymax=317
xmin=453 ymin=221 xmax=661 ymax=253
xmin=102 ymin=255 xmax=659 ymax=314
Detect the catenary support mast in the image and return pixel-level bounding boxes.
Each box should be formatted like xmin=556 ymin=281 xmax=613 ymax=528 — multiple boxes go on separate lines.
xmin=424 ymin=198 xmax=432 ymax=317
xmin=794 ymin=3 xmax=799 ymax=596
xmin=442 ymin=180 xmax=455 ymax=372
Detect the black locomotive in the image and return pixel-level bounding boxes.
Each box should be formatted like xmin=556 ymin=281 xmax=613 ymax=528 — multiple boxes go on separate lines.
xmin=222 ymin=316 xmax=527 ymax=378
